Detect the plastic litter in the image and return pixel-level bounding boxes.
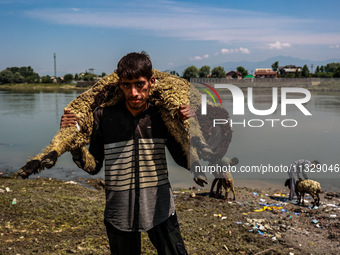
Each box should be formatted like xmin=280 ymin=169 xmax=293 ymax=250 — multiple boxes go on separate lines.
xmin=65 ymin=181 xmax=77 ymax=185
xmin=312 ymin=219 xmax=318 ymax=224
xmin=11 ymin=198 xmax=16 ymax=205
xmin=5 ymin=187 xmax=10 ymax=192
xmin=329 ymin=215 xmax=337 ymax=218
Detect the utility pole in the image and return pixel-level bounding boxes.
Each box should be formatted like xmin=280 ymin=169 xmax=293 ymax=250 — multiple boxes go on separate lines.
xmin=54 ymin=53 xmax=57 ymax=78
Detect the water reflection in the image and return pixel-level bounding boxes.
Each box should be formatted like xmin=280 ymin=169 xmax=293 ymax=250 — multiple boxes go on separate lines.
xmin=0 ymin=88 xmax=339 ymax=191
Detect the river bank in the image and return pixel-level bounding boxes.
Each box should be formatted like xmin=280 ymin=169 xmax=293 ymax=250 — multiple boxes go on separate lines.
xmin=0 ymin=83 xmax=85 ymax=91
xmin=1 ymin=176 xmax=339 ymax=254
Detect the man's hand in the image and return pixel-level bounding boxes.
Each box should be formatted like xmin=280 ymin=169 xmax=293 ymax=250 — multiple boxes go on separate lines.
xmin=178 ymin=105 xmax=194 ymax=121
xmin=60 ymin=109 xmax=79 ymax=129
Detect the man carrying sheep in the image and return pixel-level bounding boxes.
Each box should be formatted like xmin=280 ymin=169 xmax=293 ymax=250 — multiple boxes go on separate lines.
xmin=287 ymin=159 xmax=320 ymax=201
xmin=61 ymin=52 xmax=205 ymax=255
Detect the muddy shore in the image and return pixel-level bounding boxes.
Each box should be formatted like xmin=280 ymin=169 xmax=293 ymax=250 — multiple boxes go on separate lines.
xmin=1 ymin=176 xmax=339 ymax=255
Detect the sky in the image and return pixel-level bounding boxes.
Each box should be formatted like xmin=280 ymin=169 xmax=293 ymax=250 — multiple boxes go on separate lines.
xmin=1 ymin=0 xmax=340 ymax=76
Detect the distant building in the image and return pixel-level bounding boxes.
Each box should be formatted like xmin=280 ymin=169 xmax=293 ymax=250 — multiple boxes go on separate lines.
xmin=254 ymin=68 xmax=277 ymax=78
xmin=278 ymin=65 xmax=302 ymax=77
xmin=226 ymin=71 xmax=242 ymax=79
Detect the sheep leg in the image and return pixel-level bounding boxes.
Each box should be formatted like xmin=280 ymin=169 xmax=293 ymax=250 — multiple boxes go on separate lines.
xmin=230 ymin=179 xmax=236 ymax=200
xmin=215 ymin=179 xmax=222 ymax=198
xmin=301 ymin=192 xmax=305 ymax=205
xmin=316 ymin=193 xmax=320 ymax=206
xmin=224 ymin=183 xmax=229 ymax=200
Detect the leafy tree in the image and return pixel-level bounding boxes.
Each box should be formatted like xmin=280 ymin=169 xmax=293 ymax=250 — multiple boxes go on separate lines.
xmin=12 ymin=72 xmax=24 ymax=83
xmin=320 ymin=65 xmax=325 ymax=72
xmin=315 ymin=66 xmax=320 ymax=73
xmin=4 ymin=66 xmax=39 ymax=83
xmin=182 ymin=65 xmax=199 ymax=80
xmin=236 ymin=66 xmax=248 ymax=77
xmin=0 ymin=70 xmax=13 ymax=84
xmin=271 ymin=61 xmax=279 ymax=72
xmin=101 ymin=72 xmax=107 ymax=77
xmin=63 ymin=73 xmax=74 ymax=83
xmin=75 ymin=73 xmax=79 ymax=80
xmin=211 ymin=66 xmax=226 ymax=78
xmin=26 ymin=73 xmax=40 ymax=83
xmin=326 ymin=62 xmax=340 ymax=73
xmin=333 ymin=66 xmax=340 ymax=78
xmin=83 ymin=73 xmax=97 ymax=81
xmin=301 ymin=65 xmax=310 ymax=78
xmin=41 ymin=75 xmax=53 ymax=83
xmin=199 ymin=65 xmax=210 ymax=78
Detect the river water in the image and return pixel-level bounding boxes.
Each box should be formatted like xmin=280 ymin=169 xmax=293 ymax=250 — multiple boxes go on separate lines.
xmin=0 ymin=88 xmax=339 ymax=191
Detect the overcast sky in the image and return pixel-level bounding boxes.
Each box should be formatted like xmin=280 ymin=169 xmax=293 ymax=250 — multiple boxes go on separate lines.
xmin=1 ymin=0 xmax=340 ymax=75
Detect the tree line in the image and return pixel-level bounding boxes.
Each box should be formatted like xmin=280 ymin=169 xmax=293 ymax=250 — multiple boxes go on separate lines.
xmin=178 ymin=62 xmax=340 ymax=80
xmin=178 ymin=65 xmax=248 ymax=80
xmin=0 ymin=66 xmax=107 ymax=85
xmin=2 ymin=61 xmax=340 ymax=85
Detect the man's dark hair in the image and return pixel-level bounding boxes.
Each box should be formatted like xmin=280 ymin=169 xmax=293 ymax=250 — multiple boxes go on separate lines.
xmin=230 ymin=157 xmax=239 ymax=165
xmin=116 ymin=51 xmax=153 ymax=80
xmin=312 ymin=160 xmax=320 ymax=166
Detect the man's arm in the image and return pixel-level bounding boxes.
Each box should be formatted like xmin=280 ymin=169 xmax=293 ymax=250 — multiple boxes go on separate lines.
xmin=60 ymin=108 xmax=104 ymax=174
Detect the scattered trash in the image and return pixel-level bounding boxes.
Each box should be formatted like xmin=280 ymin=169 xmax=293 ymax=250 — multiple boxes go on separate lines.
xmin=259 ymin=198 xmax=266 ymax=202
xmin=329 ymin=214 xmax=337 ymax=218
xmin=312 ymin=219 xmax=318 ymax=224
xmin=190 ymin=193 xmax=196 ymax=198
xmin=11 ymin=198 xmax=17 ymax=205
xmin=326 ymin=204 xmax=337 ymax=207
xmin=223 ymin=245 xmax=229 ymax=251
xmin=235 ymin=222 xmax=243 ymax=224
xmin=5 ymin=187 xmax=10 ymax=192
xmin=221 ymin=216 xmax=227 ymax=220
xmin=254 ymin=205 xmax=283 ymax=212
xmin=65 ymin=181 xmax=77 ymax=185
xmin=0 ymin=188 xmax=4 ymax=193
xmin=253 ymin=192 xmax=258 ymax=197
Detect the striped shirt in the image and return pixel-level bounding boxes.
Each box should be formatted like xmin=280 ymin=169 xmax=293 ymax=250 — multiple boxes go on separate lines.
xmin=89 ymin=102 xmax=188 ymax=232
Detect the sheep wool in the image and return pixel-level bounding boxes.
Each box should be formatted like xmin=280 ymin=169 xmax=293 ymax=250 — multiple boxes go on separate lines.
xmin=18 ymin=70 xmax=232 ymax=178
xmin=296 ymin=179 xmax=321 ymax=206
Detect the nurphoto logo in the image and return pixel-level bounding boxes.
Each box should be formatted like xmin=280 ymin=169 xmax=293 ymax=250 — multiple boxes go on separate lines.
xmin=200 ymin=84 xmax=312 ymax=128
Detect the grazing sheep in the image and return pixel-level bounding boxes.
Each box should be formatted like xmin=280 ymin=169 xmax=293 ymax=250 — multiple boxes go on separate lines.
xmin=296 ymin=179 xmax=321 ymax=207
xmin=17 ymin=70 xmax=232 ymax=179
xmin=215 ymin=172 xmax=236 ymax=200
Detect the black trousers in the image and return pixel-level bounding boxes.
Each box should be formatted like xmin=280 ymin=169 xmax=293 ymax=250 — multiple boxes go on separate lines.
xmin=104 ymin=212 xmax=188 ymax=255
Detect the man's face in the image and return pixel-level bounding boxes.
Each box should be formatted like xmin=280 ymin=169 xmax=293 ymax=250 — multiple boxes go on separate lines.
xmin=119 ymin=76 xmax=155 ymax=115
